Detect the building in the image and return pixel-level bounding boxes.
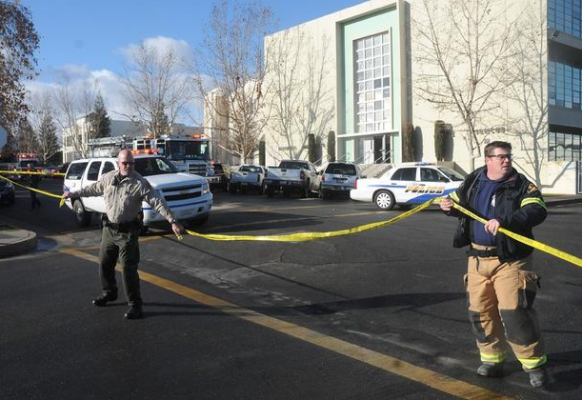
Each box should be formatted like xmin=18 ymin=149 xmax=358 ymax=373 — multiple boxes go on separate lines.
xmin=205 ymin=0 xmax=582 ymax=193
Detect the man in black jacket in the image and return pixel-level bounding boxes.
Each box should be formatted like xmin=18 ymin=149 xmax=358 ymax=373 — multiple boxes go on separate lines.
xmin=440 ymin=141 xmax=548 ymax=387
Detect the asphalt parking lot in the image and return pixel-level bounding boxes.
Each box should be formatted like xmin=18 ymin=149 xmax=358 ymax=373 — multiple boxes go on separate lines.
xmin=2 ymin=180 xmax=582 ymax=399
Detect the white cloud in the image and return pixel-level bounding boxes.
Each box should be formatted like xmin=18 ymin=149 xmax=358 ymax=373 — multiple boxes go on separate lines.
xmin=118 ymin=36 xmax=195 ymax=68
xmin=24 ymin=36 xmax=202 ymax=130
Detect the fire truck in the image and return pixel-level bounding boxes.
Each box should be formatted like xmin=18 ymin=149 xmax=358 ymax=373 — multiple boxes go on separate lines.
xmin=16 ymin=153 xmax=42 ymax=179
xmin=88 ymin=134 xmax=220 ymax=184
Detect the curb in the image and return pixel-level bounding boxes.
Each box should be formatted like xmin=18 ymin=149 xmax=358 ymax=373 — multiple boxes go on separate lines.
xmin=0 ymin=229 xmax=38 ymax=258
xmin=546 ymin=198 xmax=582 ymax=207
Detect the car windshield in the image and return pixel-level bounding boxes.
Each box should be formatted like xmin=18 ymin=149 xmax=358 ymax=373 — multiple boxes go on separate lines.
xmin=135 ymin=157 xmax=177 ymax=176
xmin=438 ymin=167 xmax=465 ymax=181
xmin=326 ymin=164 xmax=356 ymax=175
xmin=280 ymin=161 xmax=307 ymax=169
xmin=240 ymin=166 xmax=261 ymax=173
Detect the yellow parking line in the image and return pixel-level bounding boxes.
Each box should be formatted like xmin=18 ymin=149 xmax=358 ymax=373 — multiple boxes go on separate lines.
xmin=60 ymin=247 xmax=513 ymax=400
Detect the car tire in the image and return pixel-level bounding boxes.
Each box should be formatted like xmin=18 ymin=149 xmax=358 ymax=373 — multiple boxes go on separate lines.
xmin=73 ymin=200 xmax=92 ymax=227
xmin=374 ymin=190 xmax=395 ymax=210
xmin=301 ymin=182 xmax=310 ymax=198
xmin=266 ymin=187 xmax=274 ymax=197
xmin=8 ymin=194 xmax=15 ymax=205
xmin=320 ymin=187 xmax=329 ymax=200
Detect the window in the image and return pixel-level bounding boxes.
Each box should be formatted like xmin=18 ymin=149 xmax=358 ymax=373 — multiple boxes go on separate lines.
xmin=549 ymin=131 xmax=582 ymax=161
xmin=86 ymin=162 xmax=102 ymax=181
xmin=549 ymin=60 xmax=582 ymax=111
xmin=391 ymin=168 xmax=417 ymax=181
xmin=66 ymin=162 xmax=88 ymax=180
xmin=102 ymin=162 xmax=116 ymax=175
xmin=549 ymin=0 xmax=582 ymax=39
xmin=421 ymin=168 xmax=442 ymax=182
xmin=354 ymin=31 xmax=392 ymax=133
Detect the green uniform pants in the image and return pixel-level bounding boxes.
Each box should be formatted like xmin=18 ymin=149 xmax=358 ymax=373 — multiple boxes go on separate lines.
xmin=465 ymin=244 xmax=546 ymax=370
xmin=99 ymin=225 xmax=141 ymax=305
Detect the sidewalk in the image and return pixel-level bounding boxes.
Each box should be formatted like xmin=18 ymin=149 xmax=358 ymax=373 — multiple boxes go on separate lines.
xmin=0 ymin=224 xmax=37 ymax=258
xmin=1 ymin=195 xmax=581 ymax=259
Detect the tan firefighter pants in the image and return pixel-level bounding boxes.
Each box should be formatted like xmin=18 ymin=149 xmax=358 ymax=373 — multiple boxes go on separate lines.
xmin=465 ymin=244 xmax=547 ymax=370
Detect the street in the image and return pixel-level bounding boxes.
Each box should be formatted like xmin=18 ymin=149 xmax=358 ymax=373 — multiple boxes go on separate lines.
xmin=1 ymin=179 xmax=582 ymax=399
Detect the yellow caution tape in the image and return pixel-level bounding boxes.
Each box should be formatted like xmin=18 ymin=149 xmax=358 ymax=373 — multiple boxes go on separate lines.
xmin=0 ymin=174 xmax=65 ymax=204
xmin=0 ymin=170 xmax=65 ymax=177
xmin=451 ymin=201 xmax=582 ymax=268
xmin=185 ymin=197 xmax=437 ymax=242
xmin=4 ymin=168 xmax=580 ymax=268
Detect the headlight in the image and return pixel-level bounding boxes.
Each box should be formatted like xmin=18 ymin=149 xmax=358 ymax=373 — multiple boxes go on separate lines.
xmin=202 ymin=182 xmax=209 ymax=194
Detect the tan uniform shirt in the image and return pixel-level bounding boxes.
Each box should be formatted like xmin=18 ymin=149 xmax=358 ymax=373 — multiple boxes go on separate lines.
xmin=76 ymin=170 xmax=175 ymax=224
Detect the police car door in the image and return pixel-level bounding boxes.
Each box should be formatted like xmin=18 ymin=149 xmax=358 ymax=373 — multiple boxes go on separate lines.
xmin=390 ymin=167 xmax=419 ymax=204
xmin=417 ymin=167 xmax=447 ymax=202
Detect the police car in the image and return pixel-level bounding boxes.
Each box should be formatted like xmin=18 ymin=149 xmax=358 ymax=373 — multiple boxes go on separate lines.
xmin=350 ymin=163 xmax=465 ymax=210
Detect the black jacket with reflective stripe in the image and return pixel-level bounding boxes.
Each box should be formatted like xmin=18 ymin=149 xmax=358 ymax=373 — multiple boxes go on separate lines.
xmin=447 ymin=166 xmax=547 ymax=262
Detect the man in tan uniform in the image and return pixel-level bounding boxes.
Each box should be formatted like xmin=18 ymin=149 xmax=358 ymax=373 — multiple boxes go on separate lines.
xmin=64 ymin=149 xmax=184 ymax=320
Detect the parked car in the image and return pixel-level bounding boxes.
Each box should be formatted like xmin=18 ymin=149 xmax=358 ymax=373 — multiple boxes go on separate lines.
xmin=319 ymin=162 xmax=361 ymax=199
xmin=58 ymin=163 xmax=70 ymax=174
xmin=264 ymin=160 xmax=319 ymax=197
xmin=42 ymin=164 xmax=60 ymax=179
xmin=229 ymin=165 xmax=266 ymax=194
xmin=350 ymin=163 xmax=465 ymax=210
xmin=0 ymin=179 xmax=15 ymax=205
xmin=63 ymin=155 xmax=213 ymax=228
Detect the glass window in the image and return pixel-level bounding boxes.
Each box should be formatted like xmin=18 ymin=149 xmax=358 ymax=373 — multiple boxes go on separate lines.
xmin=86 ymin=161 xmax=101 ymax=181
xmin=102 ymin=162 xmax=116 ymax=175
xmin=421 ymin=168 xmax=442 ymax=182
xmin=549 ymin=0 xmax=582 ymax=39
xmin=66 ymin=162 xmax=88 ymax=180
xmin=354 ymin=31 xmax=392 ymax=133
xmin=396 ymin=168 xmax=417 ymax=181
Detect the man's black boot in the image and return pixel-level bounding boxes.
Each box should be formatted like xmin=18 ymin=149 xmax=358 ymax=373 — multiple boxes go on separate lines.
xmin=124 ymin=304 xmax=143 ymax=320
xmin=92 ymin=291 xmax=118 ymax=307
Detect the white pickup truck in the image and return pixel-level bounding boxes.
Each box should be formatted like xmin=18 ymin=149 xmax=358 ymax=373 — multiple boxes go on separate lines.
xmin=263 ymin=160 xmax=320 ymax=198
xmin=63 ymin=155 xmax=213 ymax=228
xmin=228 ymin=165 xmax=266 ymax=194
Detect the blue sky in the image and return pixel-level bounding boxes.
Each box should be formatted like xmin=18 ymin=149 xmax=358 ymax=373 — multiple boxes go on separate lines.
xmin=22 ymin=0 xmax=369 ymax=123
xmin=25 ymin=0 xmax=368 ymax=78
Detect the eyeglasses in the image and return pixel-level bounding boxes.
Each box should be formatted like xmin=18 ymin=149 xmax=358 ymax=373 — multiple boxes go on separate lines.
xmin=120 ymin=161 xmax=135 ymax=166
xmin=487 ymin=154 xmax=512 ymax=161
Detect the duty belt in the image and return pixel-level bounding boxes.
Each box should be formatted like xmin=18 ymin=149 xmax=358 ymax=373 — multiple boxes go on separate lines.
xmin=102 ymin=217 xmax=140 ymax=233
xmin=467 ymin=246 xmax=498 ymax=258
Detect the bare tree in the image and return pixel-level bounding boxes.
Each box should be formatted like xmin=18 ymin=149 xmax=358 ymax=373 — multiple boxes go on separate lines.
xmin=502 ymin=0 xmax=547 ymax=188
xmin=52 ymin=76 xmax=97 ymax=159
xmin=412 ymin=0 xmax=515 ymax=170
xmin=121 ymin=43 xmax=196 ymax=139
xmin=15 ymin=118 xmax=37 ymax=153
xmin=197 ymin=0 xmax=274 ymax=163
xmin=266 ymin=28 xmax=335 ymax=162
xmin=0 ymin=2 xmax=39 ymax=127
xmin=29 ymin=93 xmax=59 ymax=163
